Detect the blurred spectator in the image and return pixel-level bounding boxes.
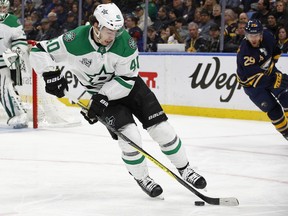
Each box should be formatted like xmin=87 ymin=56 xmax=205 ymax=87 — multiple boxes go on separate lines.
xmin=159 ymin=26 xmax=169 ymax=43
xmin=238 ymin=12 xmax=249 ymax=23
xmin=10 ymin=0 xmax=22 ymax=18
xmin=168 ymin=8 xmax=178 ymax=26
xmin=266 ymin=13 xmax=279 ymax=35
xmin=125 ymin=15 xmax=144 ymax=52
xmin=251 ymin=0 xmax=270 ymax=27
xmin=219 ymin=0 xmax=241 ymax=11
xmin=44 ymin=0 xmax=62 ymax=17
xmin=24 ymin=0 xmax=36 ymax=17
xmin=33 ymin=0 xmax=42 ymax=9
xmin=183 ymin=0 xmax=196 ymax=24
xmin=242 ymin=0 xmax=258 ymax=12
xmin=146 ymin=26 xmax=165 ymax=52
xmin=269 ymin=0 xmax=277 ymax=11
xmin=175 ymin=17 xmax=188 ymax=41
xmin=202 ymin=0 xmax=217 ymax=15
xmin=185 ymin=22 xmax=209 ymax=52
xmin=193 ymin=7 xmax=202 ymax=25
xmin=275 ymin=0 xmax=288 ymax=28
xmin=36 ymin=18 xmax=58 ymax=41
xmin=134 ymin=5 xmax=154 ymax=31
xmin=277 ymin=26 xmax=288 ymax=53
xmin=152 ymin=6 xmax=170 ymax=32
xmin=55 ymin=3 xmax=67 ymax=27
xmin=146 ymin=0 xmax=158 ymax=22
xmin=62 ymin=11 xmax=78 ymax=33
xmin=166 ymin=25 xmax=184 ymax=44
xmin=169 ymin=0 xmax=185 ymax=18
xmin=198 ymin=9 xmax=215 ymax=39
xmin=65 ymin=0 xmax=75 ymax=11
xmin=83 ymin=0 xmax=94 ymax=24
xmin=47 ymin=11 xmax=62 ymax=36
xmin=212 ymin=4 xmax=221 ymax=27
xmin=224 ymin=9 xmax=238 ymax=41
xmin=71 ymin=2 xmax=80 ymax=21
xmin=223 ymin=21 xmax=246 ymax=52
xmin=206 ymin=24 xmax=220 ymax=52
xmin=24 ymin=16 xmax=39 ymax=40
xmin=31 ymin=11 xmax=41 ymax=29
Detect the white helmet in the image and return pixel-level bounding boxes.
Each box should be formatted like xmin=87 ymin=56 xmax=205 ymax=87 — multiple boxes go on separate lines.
xmin=93 ymin=3 xmax=124 ymax=31
xmin=0 ymin=0 xmax=9 ymax=21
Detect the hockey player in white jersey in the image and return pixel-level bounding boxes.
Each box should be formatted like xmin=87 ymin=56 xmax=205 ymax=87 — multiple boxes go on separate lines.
xmin=0 ymin=0 xmax=29 ymax=128
xmin=30 ymin=3 xmax=207 ymax=198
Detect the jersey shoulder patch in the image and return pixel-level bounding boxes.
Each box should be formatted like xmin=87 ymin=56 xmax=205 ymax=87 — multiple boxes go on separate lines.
xmin=2 ymin=14 xmax=21 ymax=28
xmin=62 ymin=25 xmax=95 ymax=56
xmin=109 ymin=30 xmax=137 ymax=57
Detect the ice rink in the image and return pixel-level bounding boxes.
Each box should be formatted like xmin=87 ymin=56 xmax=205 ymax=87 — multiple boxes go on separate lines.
xmin=1 ymin=110 xmax=288 ymax=216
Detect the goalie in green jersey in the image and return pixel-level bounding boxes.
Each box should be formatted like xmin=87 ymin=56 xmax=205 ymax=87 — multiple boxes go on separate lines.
xmin=0 ymin=0 xmax=29 ymax=128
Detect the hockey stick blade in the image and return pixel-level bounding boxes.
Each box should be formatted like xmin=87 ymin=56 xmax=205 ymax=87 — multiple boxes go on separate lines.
xmin=76 ymin=101 xmax=239 ymax=206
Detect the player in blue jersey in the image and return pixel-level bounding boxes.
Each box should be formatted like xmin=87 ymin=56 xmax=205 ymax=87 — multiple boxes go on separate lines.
xmin=237 ymin=19 xmax=288 ymax=140
xmin=30 ymin=3 xmax=207 ymax=198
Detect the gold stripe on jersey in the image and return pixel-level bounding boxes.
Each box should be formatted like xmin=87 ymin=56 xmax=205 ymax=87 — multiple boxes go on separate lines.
xmin=284 ymin=108 xmax=288 ymax=119
xmin=274 ymin=72 xmax=282 ymax=88
xmin=236 ymin=73 xmax=264 ymax=87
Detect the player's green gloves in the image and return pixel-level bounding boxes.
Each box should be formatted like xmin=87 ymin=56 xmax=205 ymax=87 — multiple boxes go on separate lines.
xmin=42 ymin=70 xmax=68 ymax=98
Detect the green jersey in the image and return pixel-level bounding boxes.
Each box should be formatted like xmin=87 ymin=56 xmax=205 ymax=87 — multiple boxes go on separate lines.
xmin=0 ymin=14 xmax=28 ymax=68
xmin=30 ymin=25 xmax=140 ymax=101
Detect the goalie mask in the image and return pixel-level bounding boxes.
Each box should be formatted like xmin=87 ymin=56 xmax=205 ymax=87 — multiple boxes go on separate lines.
xmin=92 ymin=3 xmax=124 ymax=45
xmin=0 ymin=0 xmax=9 ymax=21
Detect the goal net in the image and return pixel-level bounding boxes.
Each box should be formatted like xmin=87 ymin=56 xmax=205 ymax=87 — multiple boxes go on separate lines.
xmin=0 ymin=42 xmax=82 ymax=129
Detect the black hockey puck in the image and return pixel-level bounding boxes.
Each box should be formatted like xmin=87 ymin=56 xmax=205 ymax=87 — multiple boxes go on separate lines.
xmin=195 ymin=201 xmax=205 ymax=206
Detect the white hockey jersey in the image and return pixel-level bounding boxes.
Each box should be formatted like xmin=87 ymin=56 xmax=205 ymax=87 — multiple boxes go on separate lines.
xmin=30 ymin=25 xmax=140 ymax=101
xmin=0 ymin=14 xmax=28 ymax=69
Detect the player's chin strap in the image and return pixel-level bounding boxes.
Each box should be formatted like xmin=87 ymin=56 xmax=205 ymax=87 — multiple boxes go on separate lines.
xmin=65 ymin=89 xmax=239 ymax=206
xmin=93 ymin=26 xmax=103 ymax=44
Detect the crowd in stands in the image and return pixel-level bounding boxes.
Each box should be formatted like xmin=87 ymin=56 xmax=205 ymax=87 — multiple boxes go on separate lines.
xmin=9 ymin=0 xmax=288 ymax=53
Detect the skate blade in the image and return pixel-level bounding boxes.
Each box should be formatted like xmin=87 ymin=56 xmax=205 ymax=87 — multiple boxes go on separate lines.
xmin=152 ymin=195 xmax=164 ymax=200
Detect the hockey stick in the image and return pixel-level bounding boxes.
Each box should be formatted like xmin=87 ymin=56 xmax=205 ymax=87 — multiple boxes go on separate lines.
xmin=75 ymin=100 xmax=239 ymax=206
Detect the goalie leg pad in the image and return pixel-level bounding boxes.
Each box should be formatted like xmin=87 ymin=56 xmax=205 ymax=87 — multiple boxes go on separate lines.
xmin=118 ymin=123 xmax=148 ymax=180
xmin=147 ymin=121 xmax=188 ymax=168
xmin=0 ymin=68 xmax=27 ymax=127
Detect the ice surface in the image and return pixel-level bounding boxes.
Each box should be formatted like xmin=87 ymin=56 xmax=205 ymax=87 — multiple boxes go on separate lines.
xmin=1 ymin=110 xmax=288 ymax=216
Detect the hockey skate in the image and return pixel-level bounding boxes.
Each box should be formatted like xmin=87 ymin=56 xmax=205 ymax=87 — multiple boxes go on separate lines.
xmin=135 ymin=176 xmax=163 ymax=198
xmin=7 ymin=113 xmax=28 ymax=129
xmin=178 ymin=164 xmax=207 ymax=189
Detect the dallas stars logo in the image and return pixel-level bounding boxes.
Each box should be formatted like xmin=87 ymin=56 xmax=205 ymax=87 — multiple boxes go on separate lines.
xmin=101 ymin=9 xmax=108 ymax=15
xmin=105 ymin=116 xmax=116 ymax=127
xmin=84 ymin=65 xmax=113 ymax=85
xmin=63 ymin=32 xmax=76 ymax=42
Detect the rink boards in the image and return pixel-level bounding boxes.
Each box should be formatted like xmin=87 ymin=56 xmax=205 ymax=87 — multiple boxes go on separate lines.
xmin=21 ymin=53 xmax=288 ymax=121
